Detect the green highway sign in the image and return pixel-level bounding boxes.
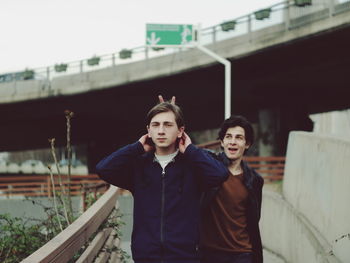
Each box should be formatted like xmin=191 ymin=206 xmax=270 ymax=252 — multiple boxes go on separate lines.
xmin=146 ymin=24 xmax=195 ymax=47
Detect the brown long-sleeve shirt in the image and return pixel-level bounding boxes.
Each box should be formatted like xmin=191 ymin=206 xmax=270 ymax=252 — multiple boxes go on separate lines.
xmin=201 ymin=172 xmax=252 ymax=252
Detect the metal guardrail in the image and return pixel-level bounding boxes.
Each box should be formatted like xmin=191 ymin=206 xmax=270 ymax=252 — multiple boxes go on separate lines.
xmin=0 ymin=174 xmax=106 ymax=198
xmin=1 ymin=0 xmax=349 ymax=83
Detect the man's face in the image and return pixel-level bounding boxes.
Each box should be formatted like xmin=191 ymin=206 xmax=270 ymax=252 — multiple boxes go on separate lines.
xmin=221 ymin=126 xmax=250 ymax=161
xmin=147 ymin=111 xmax=184 ymax=152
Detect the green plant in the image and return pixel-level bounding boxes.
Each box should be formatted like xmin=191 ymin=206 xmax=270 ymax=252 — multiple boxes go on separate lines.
xmin=48 ymin=138 xmax=72 ymax=224
xmin=64 ymin=110 xmax=74 ymax=218
xmin=0 ymin=110 xmax=129 ymax=263
xmin=295 ymin=0 xmax=312 ymax=7
xmin=0 ymin=214 xmax=51 ymax=263
xmin=87 ymin=56 xmax=100 ymax=66
xmin=119 ymin=49 xmax=132 ymax=59
xmin=99 ymin=209 xmax=130 ymax=263
xmin=70 ymin=193 xmax=130 ymax=263
xmin=22 ymin=69 xmax=35 ymax=80
xmin=152 ymin=47 xmax=165 ymax=51
xmin=220 ymin=20 xmax=236 ymax=32
xmin=54 ymin=63 xmax=68 ymax=72
xmin=84 ymin=191 xmax=103 ymax=209
xmin=254 ymin=8 xmax=271 ymax=20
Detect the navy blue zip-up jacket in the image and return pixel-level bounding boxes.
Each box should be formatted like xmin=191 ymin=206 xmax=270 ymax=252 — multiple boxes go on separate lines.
xmin=96 ymin=141 xmax=228 ymax=263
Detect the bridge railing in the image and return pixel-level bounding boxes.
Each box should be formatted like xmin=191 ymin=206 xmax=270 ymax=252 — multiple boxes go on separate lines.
xmin=197 ymin=140 xmax=285 ymax=181
xmin=20 ymin=186 xmax=122 ymax=263
xmin=1 ymin=0 xmax=349 ymax=82
xmin=0 ymin=174 xmax=107 ymax=198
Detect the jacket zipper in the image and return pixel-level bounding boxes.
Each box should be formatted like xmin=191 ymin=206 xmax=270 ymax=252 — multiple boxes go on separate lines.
xmin=160 ymin=168 xmax=166 ymax=263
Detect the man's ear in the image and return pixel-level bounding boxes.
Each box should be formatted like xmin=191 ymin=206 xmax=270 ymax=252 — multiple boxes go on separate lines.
xmin=220 ymin=140 xmax=224 ymax=148
xmin=177 ymin=126 xmax=185 ymax=138
xmin=146 ymin=125 xmax=151 ymax=137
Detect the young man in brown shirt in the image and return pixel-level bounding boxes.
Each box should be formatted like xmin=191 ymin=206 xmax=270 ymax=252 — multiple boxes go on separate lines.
xmin=200 ymin=115 xmax=264 ymax=263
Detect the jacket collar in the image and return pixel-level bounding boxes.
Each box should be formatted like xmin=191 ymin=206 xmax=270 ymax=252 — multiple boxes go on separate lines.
xmin=143 ymin=149 xmax=181 ymax=163
xmin=218 ymin=152 xmax=254 ymax=190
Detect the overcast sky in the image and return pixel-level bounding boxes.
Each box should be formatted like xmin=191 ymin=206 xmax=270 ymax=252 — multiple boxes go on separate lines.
xmin=0 ymin=0 xmax=281 ymax=74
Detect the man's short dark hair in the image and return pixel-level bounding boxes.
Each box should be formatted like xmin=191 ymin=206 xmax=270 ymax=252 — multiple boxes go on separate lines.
xmin=146 ymin=102 xmax=185 ymax=128
xmin=218 ymin=115 xmax=254 ymax=146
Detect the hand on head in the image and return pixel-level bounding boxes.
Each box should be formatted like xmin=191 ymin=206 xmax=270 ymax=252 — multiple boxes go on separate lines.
xmin=139 ymin=134 xmax=154 ymax=152
xmin=179 ymin=132 xmax=191 ymax=153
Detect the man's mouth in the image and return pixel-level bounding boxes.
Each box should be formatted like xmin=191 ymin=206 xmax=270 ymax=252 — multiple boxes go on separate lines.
xmin=157 ymin=138 xmax=166 ymax=142
xmin=228 ymin=147 xmax=238 ymax=154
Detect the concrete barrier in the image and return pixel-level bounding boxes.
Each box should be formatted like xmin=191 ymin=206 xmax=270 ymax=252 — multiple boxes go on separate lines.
xmin=261 ymin=189 xmax=339 ymax=263
xmin=280 ymin=132 xmax=350 ymax=262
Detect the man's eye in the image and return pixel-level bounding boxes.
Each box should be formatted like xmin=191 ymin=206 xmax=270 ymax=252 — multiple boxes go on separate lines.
xmin=165 ymin=123 xmax=173 ymax=127
xmin=151 ymin=124 xmax=159 ymax=127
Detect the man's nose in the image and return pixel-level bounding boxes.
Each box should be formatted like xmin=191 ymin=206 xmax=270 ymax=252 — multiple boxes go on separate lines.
xmin=157 ymin=125 xmax=165 ymax=133
xmin=229 ymin=138 xmax=237 ymax=144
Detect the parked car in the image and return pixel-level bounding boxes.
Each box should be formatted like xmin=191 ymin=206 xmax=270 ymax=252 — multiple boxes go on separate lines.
xmin=7 ymin=162 xmax=20 ymax=174
xmin=50 ymin=159 xmax=88 ymax=175
xmin=20 ymin=160 xmax=47 ymax=174
xmin=0 ymin=160 xmax=7 ymax=173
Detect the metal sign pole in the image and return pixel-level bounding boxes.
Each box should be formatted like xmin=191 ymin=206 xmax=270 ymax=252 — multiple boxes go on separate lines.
xmin=195 ymin=45 xmax=231 ymax=119
xmin=196 ymin=24 xmax=231 ymax=119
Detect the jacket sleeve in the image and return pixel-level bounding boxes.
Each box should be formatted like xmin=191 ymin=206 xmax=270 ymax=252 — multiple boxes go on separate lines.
xmin=183 ymin=144 xmax=228 ymax=190
xmin=255 ymin=173 xmax=264 ymax=221
xmin=95 ymin=141 xmax=145 ymax=191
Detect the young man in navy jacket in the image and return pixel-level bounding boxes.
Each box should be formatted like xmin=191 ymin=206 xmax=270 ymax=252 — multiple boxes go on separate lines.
xmin=96 ymin=101 xmax=228 ymax=263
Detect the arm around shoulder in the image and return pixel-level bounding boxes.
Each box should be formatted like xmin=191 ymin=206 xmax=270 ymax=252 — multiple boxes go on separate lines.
xmin=184 ymin=144 xmax=228 ymax=189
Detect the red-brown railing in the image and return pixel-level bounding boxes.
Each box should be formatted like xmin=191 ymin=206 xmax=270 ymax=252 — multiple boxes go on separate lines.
xmin=0 ymin=174 xmax=107 ymax=198
xmin=0 ymin=139 xmax=285 ymax=200
xmin=197 ymin=140 xmax=285 ymax=181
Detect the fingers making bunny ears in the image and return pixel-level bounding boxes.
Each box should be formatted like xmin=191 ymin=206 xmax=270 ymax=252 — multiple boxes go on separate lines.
xmin=158 ymin=95 xmax=176 ymax=105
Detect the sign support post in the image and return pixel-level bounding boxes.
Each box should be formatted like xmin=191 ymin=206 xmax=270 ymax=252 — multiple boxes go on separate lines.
xmin=195 ymin=44 xmax=231 ymax=119
xmin=146 ymin=23 xmax=231 ymax=119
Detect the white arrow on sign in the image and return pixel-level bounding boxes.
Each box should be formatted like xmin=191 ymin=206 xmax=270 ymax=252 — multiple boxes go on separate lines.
xmin=147 ymin=32 xmax=161 ymax=45
xmin=181 ymin=25 xmax=191 ymax=45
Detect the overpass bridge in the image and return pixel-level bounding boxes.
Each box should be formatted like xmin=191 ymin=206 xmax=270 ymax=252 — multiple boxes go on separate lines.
xmin=1 ymin=0 xmax=350 ymax=170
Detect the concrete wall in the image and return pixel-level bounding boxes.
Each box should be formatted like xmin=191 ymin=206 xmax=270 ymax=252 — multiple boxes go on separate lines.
xmin=280 ymin=132 xmax=350 ymax=262
xmin=310 ymin=109 xmax=350 ymax=140
xmin=261 ymin=190 xmax=340 ymax=263
xmin=0 ymin=79 xmax=51 ymax=103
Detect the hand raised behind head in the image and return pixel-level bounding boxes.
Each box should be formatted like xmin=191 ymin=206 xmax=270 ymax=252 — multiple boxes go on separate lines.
xmin=179 ymin=132 xmax=192 ymax=153
xmin=139 ymin=134 xmax=154 ymax=152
